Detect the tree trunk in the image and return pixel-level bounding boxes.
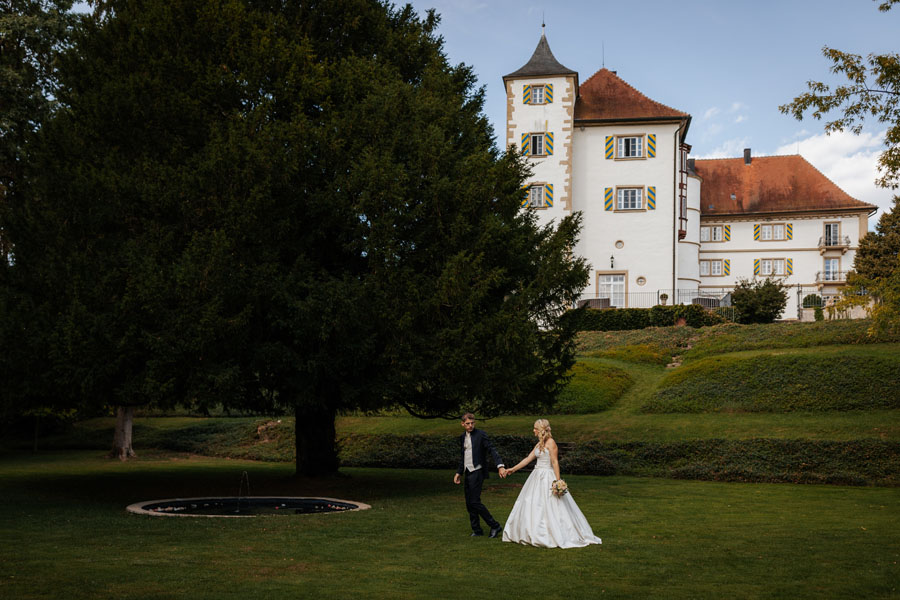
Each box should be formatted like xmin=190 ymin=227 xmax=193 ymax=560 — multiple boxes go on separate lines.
xmin=110 ymin=405 xmax=136 ymax=460
xmin=294 ymin=404 xmax=338 ymax=477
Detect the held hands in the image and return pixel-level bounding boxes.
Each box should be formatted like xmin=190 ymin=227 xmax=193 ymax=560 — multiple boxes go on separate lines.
xmin=499 ymin=467 xmax=511 ymax=478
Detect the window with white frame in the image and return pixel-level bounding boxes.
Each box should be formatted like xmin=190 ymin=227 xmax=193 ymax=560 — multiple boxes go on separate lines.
xmin=617 ymin=136 xmax=643 ymax=158
xmin=617 ymin=187 xmax=643 ymax=210
xmin=700 ymin=259 xmax=724 ymax=276
xmin=824 ymin=258 xmax=839 ymax=281
xmin=824 ymin=222 xmax=840 ymax=246
xmin=759 ymin=258 xmax=785 ymax=276
xmin=526 ymin=185 xmax=545 ymax=208
xmin=759 ymin=223 xmax=786 ymax=241
xmin=531 ymin=85 xmax=545 ymax=105
xmin=701 ymin=225 xmax=723 ymax=242
xmin=529 ymin=133 xmax=545 ymax=156
xmin=598 ymin=273 xmax=626 ymax=307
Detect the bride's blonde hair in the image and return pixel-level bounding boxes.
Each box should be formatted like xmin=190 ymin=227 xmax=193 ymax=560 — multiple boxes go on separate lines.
xmin=534 ymin=419 xmax=552 ymax=451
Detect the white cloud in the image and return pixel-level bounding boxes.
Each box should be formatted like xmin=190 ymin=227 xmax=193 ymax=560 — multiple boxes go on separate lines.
xmin=703 ymin=107 xmax=720 ymax=120
xmin=729 ymin=102 xmax=748 ymax=113
xmin=774 ymin=130 xmax=894 ymax=226
xmin=734 ymin=115 xmax=746 ymax=124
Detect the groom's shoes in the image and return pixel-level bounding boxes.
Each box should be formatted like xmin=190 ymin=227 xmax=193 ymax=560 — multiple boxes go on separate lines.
xmin=470 ymin=532 xmax=484 ymax=537
xmin=489 ymin=525 xmax=502 ymax=539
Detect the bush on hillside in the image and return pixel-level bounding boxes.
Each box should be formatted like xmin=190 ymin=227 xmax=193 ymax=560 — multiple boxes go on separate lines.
xmin=732 ymin=278 xmax=789 ymax=324
xmin=565 ymin=304 xmax=723 ymax=332
xmin=803 ymin=294 xmax=823 ymax=308
xmin=337 ymin=434 xmax=899 ymax=486
xmin=644 ymin=351 xmax=900 ymax=413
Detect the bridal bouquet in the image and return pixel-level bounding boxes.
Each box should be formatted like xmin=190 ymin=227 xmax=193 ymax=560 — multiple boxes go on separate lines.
xmin=551 ymin=479 xmax=568 ymax=497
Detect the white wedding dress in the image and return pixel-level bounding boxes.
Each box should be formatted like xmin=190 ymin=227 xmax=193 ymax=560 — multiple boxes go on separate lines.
xmin=502 ymin=446 xmax=602 ymax=548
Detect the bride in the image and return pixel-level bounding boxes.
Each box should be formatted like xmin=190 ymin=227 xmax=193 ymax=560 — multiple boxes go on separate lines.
xmin=502 ymin=419 xmax=601 ymax=548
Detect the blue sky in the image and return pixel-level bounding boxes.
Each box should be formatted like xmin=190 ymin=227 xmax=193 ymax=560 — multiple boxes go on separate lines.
xmin=406 ymin=0 xmax=899 ymax=222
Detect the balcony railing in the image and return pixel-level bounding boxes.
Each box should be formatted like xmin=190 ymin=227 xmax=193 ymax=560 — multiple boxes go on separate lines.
xmin=818 ymin=235 xmax=850 ymax=249
xmin=815 ymin=270 xmax=849 ymax=283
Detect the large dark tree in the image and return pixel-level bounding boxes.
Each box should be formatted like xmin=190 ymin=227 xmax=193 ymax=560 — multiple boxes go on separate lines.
xmin=3 ymin=0 xmax=588 ymax=473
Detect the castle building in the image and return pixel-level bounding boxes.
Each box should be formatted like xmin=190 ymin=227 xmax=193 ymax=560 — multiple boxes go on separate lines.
xmin=505 ymin=32 xmax=877 ymax=319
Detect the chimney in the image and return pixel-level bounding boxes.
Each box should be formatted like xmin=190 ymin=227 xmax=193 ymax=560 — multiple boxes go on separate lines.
xmin=744 ymin=148 xmax=752 ymax=165
xmin=687 ymin=158 xmax=695 ymax=171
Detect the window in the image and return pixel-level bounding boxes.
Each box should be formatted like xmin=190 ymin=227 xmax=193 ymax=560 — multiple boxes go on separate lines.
xmin=526 ymin=185 xmax=545 ymax=208
xmin=701 ymin=225 xmax=723 ymax=242
xmin=824 ymin=222 xmax=840 ymax=246
xmin=531 ymin=85 xmax=545 ymax=105
xmin=530 ymin=133 xmax=545 ymax=156
xmin=598 ymin=274 xmax=626 ymax=307
xmin=700 ymin=260 xmax=723 ymax=276
xmin=824 ymin=258 xmax=839 ymax=281
xmin=617 ymin=188 xmax=643 ymax=210
xmin=759 ymin=223 xmax=787 ymax=241
xmin=759 ymin=258 xmax=785 ymax=276
xmin=617 ymin=136 xmax=643 ymax=158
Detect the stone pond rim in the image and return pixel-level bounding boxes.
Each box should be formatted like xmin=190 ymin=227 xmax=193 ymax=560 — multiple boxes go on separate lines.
xmin=126 ymin=496 xmax=372 ymax=517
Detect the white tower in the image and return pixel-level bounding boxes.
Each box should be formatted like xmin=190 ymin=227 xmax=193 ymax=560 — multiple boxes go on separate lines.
xmin=502 ymin=29 xmax=578 ymax=223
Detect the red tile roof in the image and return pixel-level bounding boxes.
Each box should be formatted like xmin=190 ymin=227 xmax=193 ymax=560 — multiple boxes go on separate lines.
xmin=693 ymin=154 xmax=876 ymax=215
xmin=575 ymin=68 xmax=690 ymax=121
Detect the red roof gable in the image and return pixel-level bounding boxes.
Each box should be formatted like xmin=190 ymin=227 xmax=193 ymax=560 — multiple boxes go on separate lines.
xmin=575 ymin=68 xmax=690 ymax=121
xmin=693 ymin=154 xmax=876 ymax=216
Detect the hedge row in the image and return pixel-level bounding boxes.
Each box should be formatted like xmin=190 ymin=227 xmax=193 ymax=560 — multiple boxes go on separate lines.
xmin=338 ymin=434 xmax=899 ymax=486
xmin=564 ymin=304 xmax=723 ymax=332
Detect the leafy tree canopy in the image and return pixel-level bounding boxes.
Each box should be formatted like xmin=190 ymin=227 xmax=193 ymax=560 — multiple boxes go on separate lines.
xmin=779 ymin=1 xmax=900 ymax=189
xmin=3 ymin=0 xmax=588 ymax=474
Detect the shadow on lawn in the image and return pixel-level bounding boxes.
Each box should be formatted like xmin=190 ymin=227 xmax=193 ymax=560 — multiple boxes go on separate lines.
xmin=3 ymin=451 xmax=452 ymax=506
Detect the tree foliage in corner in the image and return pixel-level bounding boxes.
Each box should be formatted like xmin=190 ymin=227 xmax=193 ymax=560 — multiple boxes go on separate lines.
xmin=779 ymin=1 xmax=900 ymax=190
xmin=845 ymin=197 xmax=900 ymax=331
xmin=1 ymin=0 xmax=588 ymax=474
xmin=731 ymin=278 xmax=788 ymax=324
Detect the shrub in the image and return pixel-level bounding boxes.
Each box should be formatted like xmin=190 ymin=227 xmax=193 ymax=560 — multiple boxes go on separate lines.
xmin=814 ymin=306 xmax=824 ymax=321
xmin=644 ymin=350 xmax=900 ymax=413
xmin=565 ymin=304 xmax=723 ymax=332
xmin=803 ymin=293 xmax=823 ymax=308
xmin=553 ymin=361 xmax=633 ymax=413
xmin=732 ymin=277 xmax=789 ymax=324
xmin=337 ymin=434 xmax=900 ymax=486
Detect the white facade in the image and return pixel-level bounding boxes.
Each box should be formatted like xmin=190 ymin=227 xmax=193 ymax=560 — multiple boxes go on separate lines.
xmin=505 ymin=35 xmax=874 ymax=319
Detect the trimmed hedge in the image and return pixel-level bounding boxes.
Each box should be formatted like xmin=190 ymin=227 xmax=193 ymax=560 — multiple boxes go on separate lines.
xmin=341 ymin=435 xmax=900 ymax=486
xmin=565 ymin=304 xmax=723 ymax=332
xmin=644 ymin=352 xmax=900 ymax=413
xmin=337 ymin=434 xmax=899 ymax=486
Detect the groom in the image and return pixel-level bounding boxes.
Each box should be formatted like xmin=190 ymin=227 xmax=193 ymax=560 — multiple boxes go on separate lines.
xmin=453 ymin=413 xmax=507 ymax=538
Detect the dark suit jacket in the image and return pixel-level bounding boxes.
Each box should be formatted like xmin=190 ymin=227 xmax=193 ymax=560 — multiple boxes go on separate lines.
xmin=457 ymin=429 xmax=503 ymax=479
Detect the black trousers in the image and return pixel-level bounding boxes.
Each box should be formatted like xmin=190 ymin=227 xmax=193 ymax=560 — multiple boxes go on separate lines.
xmin=464 ymin=468 xmax=499 ymax=533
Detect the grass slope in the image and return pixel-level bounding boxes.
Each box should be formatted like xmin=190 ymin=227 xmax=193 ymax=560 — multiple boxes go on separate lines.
xmin=1 ymin=453 xmax=898 ymax=600
xmin=645 ymin=346 xmax=900 ymax=413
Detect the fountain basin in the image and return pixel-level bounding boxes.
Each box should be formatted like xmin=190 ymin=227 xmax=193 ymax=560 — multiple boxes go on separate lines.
xmin=127 ymin=496 xmax=371 ymax=518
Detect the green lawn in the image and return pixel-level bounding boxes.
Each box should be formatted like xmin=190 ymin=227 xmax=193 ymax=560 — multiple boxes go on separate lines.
xmin=1 ymin=452 xmax=898 ymax=599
